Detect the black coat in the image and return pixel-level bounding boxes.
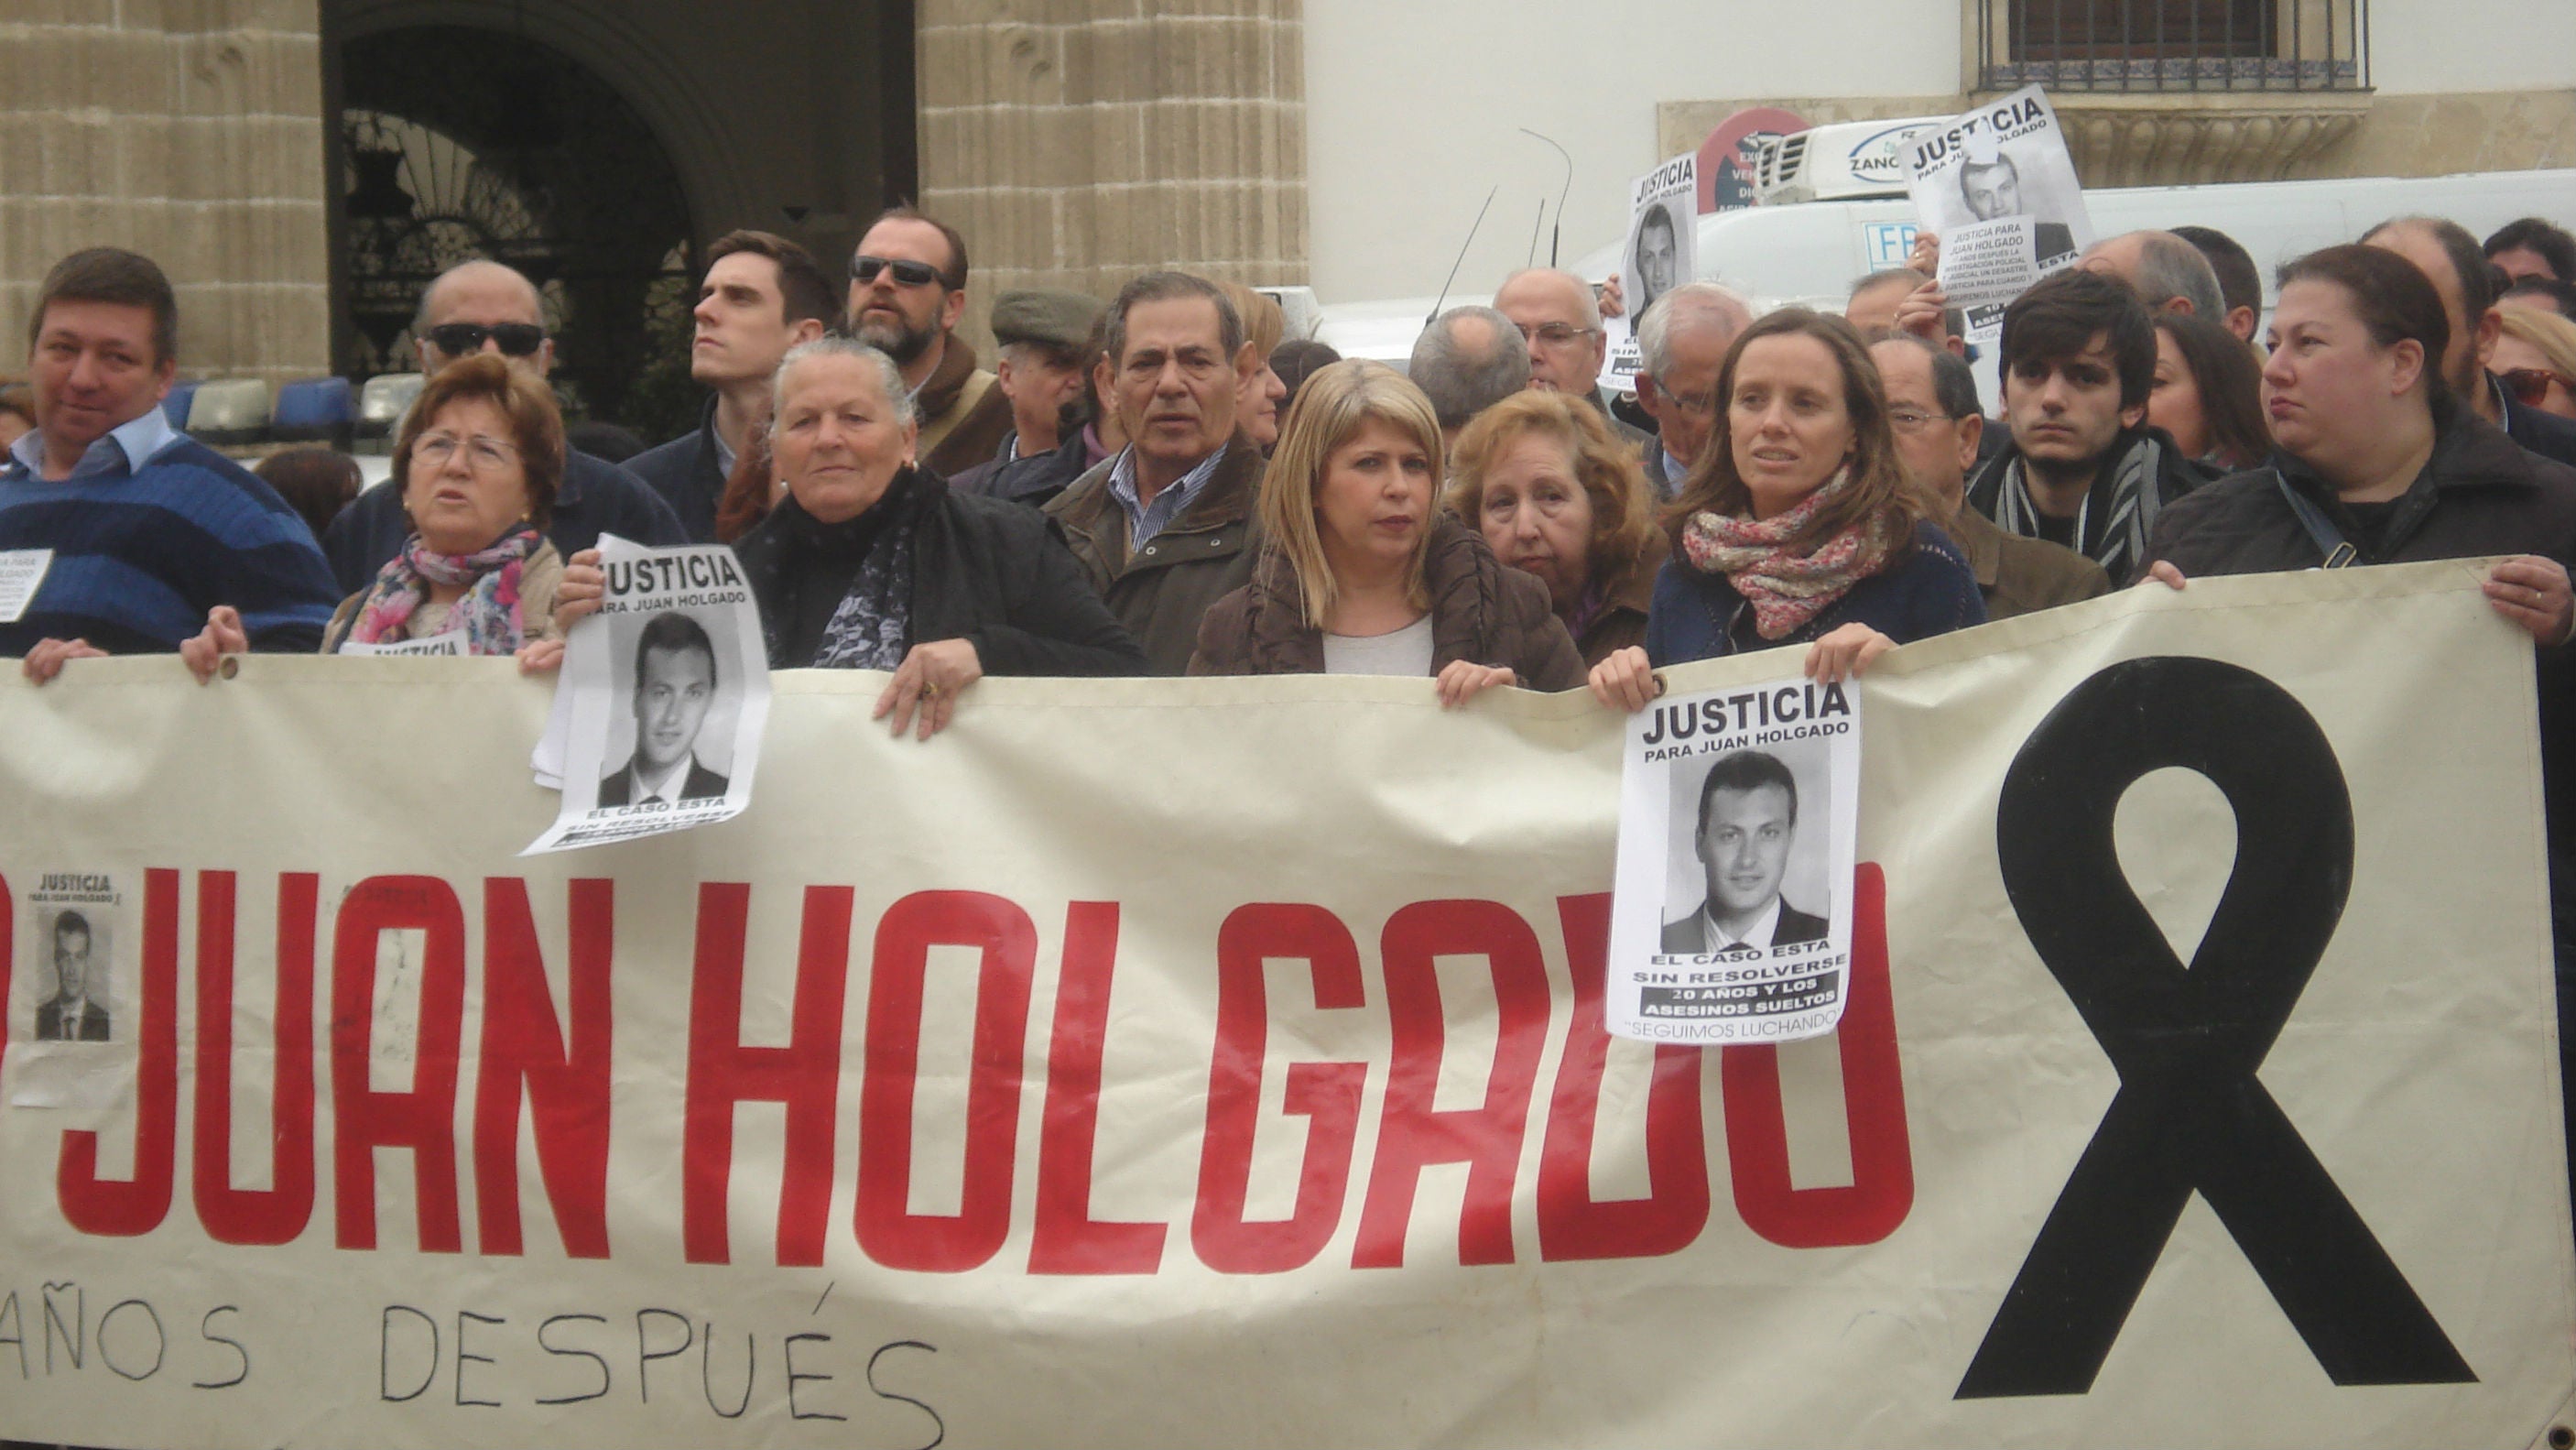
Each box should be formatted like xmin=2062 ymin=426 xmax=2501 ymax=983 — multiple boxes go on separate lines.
xmin=627 ymin=397 xmax=726 ymax=543
xmin=322 ymin=450 xmax=688 ymax=595
xmin=2146 ymin=408 xmax=2576 ymax=897
xmin=732 ymin=466 xmax=1147 ymax=677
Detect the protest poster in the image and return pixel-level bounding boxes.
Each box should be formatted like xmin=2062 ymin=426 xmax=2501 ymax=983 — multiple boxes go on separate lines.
xmin=1607 ymin=676 xmax=1860 ymax=1043
xmin=0 ymin=561 xmax=2570 ymax=1449
xmin=1903 ymin=84 xmax=2093 ymax=337
xmin=523 ymin=535 xmax=769 ymax=854
xmin=0 ymin=547 xmax=53 ymax=623
xmin=1602 ymin=151 xmax=1697 ymax=395
xmin=7 ymin=872 xmax=125 ymax=1108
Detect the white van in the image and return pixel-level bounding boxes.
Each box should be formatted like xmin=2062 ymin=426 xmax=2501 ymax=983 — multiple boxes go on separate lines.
xmin=1311 ymin=168 xmax=2576 ymax=398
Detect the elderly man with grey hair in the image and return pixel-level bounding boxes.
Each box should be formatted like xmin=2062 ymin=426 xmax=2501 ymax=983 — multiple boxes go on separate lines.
xmin=1493 ymin=267 xmax=1651 ymax=446
xmin=2079 ymin=231 xmax=2228 ymax=322
xmin=1409 ymin=305 xmax=1530 ymax=449
xmin=1633 ymin=283 xmax=1754 ymax=499
xmin=321 ymin=258 xmax=687 ymax=594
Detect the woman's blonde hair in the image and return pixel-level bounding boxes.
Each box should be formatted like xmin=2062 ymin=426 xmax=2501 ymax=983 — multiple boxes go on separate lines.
xmin=1445 ymin=389 xmax=1659 ymax=605
xmin=1217 ymin=281 xmax=1286 ymax=361
xmin=1665 ymin=307 xmax=1929 ymax=556
xmin=2501 ymin=305 xmax=2576 ymax=387
xmin=1257 ymin=358 xmax=1443 ymax=630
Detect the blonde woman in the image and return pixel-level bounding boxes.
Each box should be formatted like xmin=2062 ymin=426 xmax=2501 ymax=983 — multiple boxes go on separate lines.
xmin=1446 ymin=389 xmax=1666 ymax=668
xmin=2496 ymin=306 xmax=2576 ymax=422
xmin=1188 ymin=359 xmax=1582 ymax=703
xmin=1218 ymin=281 xmax=1291 ymax=450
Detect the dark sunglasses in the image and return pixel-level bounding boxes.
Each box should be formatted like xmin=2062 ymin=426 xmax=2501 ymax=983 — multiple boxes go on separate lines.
xmin=849 ymin=254 xmax=948 ymax=289
xmin=423 ymin=322 xmax=547 ymax=358
xmin=2501 ymin=367 xmax=2576 ymax=408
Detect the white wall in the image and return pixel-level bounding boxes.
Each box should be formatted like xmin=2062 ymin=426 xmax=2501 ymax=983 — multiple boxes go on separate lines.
xmin=2365 ymin=0 xmax=2576 ymax=93
xmin=1300 ymin=0 xmax=1961 ymax=305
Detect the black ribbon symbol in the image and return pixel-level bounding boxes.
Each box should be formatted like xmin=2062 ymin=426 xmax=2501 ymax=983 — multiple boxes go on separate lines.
xmin=1958 ymin=657 xmax=2474 ymax=1399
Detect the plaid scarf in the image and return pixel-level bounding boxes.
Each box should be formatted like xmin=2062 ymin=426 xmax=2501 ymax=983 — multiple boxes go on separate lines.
xmin=1990 ymin=431 xmax=2166 ymax=583
xmin=344 ymin=525 xmax=544 ymax=655
xmin=1679 ymin=468 xmax=1901 ymax=640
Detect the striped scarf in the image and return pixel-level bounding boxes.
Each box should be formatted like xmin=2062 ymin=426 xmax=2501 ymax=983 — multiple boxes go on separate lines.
xmin=1991 ymin=432 xmax=2165 ymax=583
xmin=1679 ymin=468 xmax=1902 ymax=641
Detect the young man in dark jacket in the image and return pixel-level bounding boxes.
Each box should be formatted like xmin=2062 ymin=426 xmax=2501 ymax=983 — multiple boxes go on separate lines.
xmin=1963 ymin=269 xmax=2210 ymax=586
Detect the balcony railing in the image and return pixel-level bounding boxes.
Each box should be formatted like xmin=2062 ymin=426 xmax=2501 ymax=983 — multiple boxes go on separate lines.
xmin=1978 ymin=0 xmax=2367 ymax=93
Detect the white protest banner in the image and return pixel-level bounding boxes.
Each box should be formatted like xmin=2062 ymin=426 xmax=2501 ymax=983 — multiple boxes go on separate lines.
xmin=340 ymin=635 xmax=467 ymax=658
xmin=1602 ymin=152 xmax=1696 ymax=396
xmin=0 ymin=561 xmax=2569 ymax=1449
xmin=1609 ymin=676 xmax=1860 ymax=1043
xmin=524 ymin=536 xmax=769 ymax=854
xmin=1904 ymin=84 xmax=2093 ymax=337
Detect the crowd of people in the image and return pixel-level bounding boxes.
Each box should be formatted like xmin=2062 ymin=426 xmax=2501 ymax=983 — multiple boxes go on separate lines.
xmin=9 ymin=204 xmax=2576 ymax=712
xmin=9 ymin=192 xmax=2576 ymax=1150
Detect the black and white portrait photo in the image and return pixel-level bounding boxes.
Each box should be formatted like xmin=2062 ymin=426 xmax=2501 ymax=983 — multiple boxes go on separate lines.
xmin=1662 ymin=747 xmax=1832 ymax=954
xmin=1630 ymin=202 xmax=1683 ymax=322
xmin=34 ymin=906 xmax=111 ymax=1043
xmin=596 ymin=610 xmax=733 ymax=809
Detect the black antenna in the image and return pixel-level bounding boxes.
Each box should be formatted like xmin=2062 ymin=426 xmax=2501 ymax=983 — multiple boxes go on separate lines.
xmin=1427 ymin=184 xmax=1497 ymax=328
xmin=1527 ymin=200 xmax=1545 ymax=267
xmin=1519 ymin=128 xmax=1572 ymax=266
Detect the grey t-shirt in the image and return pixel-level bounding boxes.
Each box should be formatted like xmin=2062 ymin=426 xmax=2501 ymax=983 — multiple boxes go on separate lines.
xmin=1321 ymin=614 xmax=1435 ymax=677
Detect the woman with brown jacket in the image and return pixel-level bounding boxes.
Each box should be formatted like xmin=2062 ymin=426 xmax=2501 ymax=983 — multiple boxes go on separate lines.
xmin=1189 ymin=360 xmax=1584 ymax=700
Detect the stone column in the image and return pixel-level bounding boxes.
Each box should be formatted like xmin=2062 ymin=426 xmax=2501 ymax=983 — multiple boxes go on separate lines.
xmin=0 ymin=0 xmax=332 ymax=386
xmin=915 ymin=0 xmax=1307 ymax=344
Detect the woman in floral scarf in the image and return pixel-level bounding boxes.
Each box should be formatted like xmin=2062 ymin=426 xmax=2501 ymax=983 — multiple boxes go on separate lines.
xmin=1589 ymin=308 xmax=1984 ymax=712
xmin=181 ymin=354 xmax=565 ymax=674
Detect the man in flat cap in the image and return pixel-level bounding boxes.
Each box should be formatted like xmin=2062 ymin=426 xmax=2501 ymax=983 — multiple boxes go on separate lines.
xmin=951 ymin=288 xmax=1108 ymax=507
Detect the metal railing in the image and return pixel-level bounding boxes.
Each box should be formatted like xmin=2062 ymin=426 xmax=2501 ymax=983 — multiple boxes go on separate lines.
xmin=1979 ymin=0 xmax=2368 ymax=93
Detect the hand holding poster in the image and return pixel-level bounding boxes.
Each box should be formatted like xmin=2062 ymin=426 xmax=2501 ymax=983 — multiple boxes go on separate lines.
xmin=1601 ymin=152 xmax=1696 ymax=395
xmin=1609 ymin=677 xmax=1860 ymax=1041
xmin=1903 ymin=85 xmax=2092 ymax=336
xmin=523 ymin=535 xmax=769 ymax=854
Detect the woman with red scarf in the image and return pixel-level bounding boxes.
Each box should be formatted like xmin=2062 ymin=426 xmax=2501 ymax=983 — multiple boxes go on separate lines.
xmin=1589 ymin=309 xmax=1984 ymax=711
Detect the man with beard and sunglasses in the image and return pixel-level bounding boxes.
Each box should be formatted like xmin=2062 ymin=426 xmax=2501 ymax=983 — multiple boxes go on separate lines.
xmin=318 ymin=259 xmax=687 ymax=594
xmin=842 ymin=208 xmax=1013 ymax=479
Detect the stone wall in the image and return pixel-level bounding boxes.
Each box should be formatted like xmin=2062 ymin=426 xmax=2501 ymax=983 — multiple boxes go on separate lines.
xmin=915 ymin=0 xmax=1307 ymax=349
xmin=0 ymin=0 xmax=332 ymax=385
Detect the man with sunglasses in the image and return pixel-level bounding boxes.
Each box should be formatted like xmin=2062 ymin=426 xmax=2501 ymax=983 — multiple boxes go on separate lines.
xmin=319 ymin=259 xmax=686 ymax=594
xmin=1630 ymin=284 xmax=1751 ymax=501
xmin=842 ymin=208 xmax=1013 ymax=479
xmin=1493 ymin=268 xmax=1649 ymax=449
xmin=2364 ymin=215 xmax=2576 ymax=473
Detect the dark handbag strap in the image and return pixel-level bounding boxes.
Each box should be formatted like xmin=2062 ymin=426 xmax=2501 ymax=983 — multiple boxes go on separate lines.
xmin=2273 ymin=470 xmax=2358 ymax=569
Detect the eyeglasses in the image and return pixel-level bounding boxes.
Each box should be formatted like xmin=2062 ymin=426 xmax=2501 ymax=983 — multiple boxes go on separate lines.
xmin=850 ymin=255 xmax=949 ymax=289
xmin=1651 ymin=378 xmax=1717 ymax=418
xmin=1887 ymin=408 xmax=1957 ymax=432
xmin=422 ymin=322 xmax=547 ymax=359
xmin=412 ymin=431 xmax=520 ymax=473
xmin=1516 ymin=321 xmax=1598 ymax=346
xmin=2501 ymin=367 xmax=2576 ymax=409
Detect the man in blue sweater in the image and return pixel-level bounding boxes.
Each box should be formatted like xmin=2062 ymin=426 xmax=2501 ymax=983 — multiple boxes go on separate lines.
xmin=3 ymin=248 xmax=339 ymax=680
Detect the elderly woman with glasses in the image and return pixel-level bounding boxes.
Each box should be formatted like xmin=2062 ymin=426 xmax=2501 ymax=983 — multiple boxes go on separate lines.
xmin=181 ymin=354 xmax=568 ymax=675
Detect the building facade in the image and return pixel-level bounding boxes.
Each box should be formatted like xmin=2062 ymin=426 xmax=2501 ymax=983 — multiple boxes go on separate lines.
xmin=1 ymin=0 xmax=2566 ymax=419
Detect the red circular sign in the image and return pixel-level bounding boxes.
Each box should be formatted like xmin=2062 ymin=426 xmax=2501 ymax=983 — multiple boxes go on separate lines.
xmin=1698 ymin=106 xmax=1810 ymax=213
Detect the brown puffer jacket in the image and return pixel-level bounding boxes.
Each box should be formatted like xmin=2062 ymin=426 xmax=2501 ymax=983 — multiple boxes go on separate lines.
xmin=1188 ymin=514 xmax=1585 ymax=689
